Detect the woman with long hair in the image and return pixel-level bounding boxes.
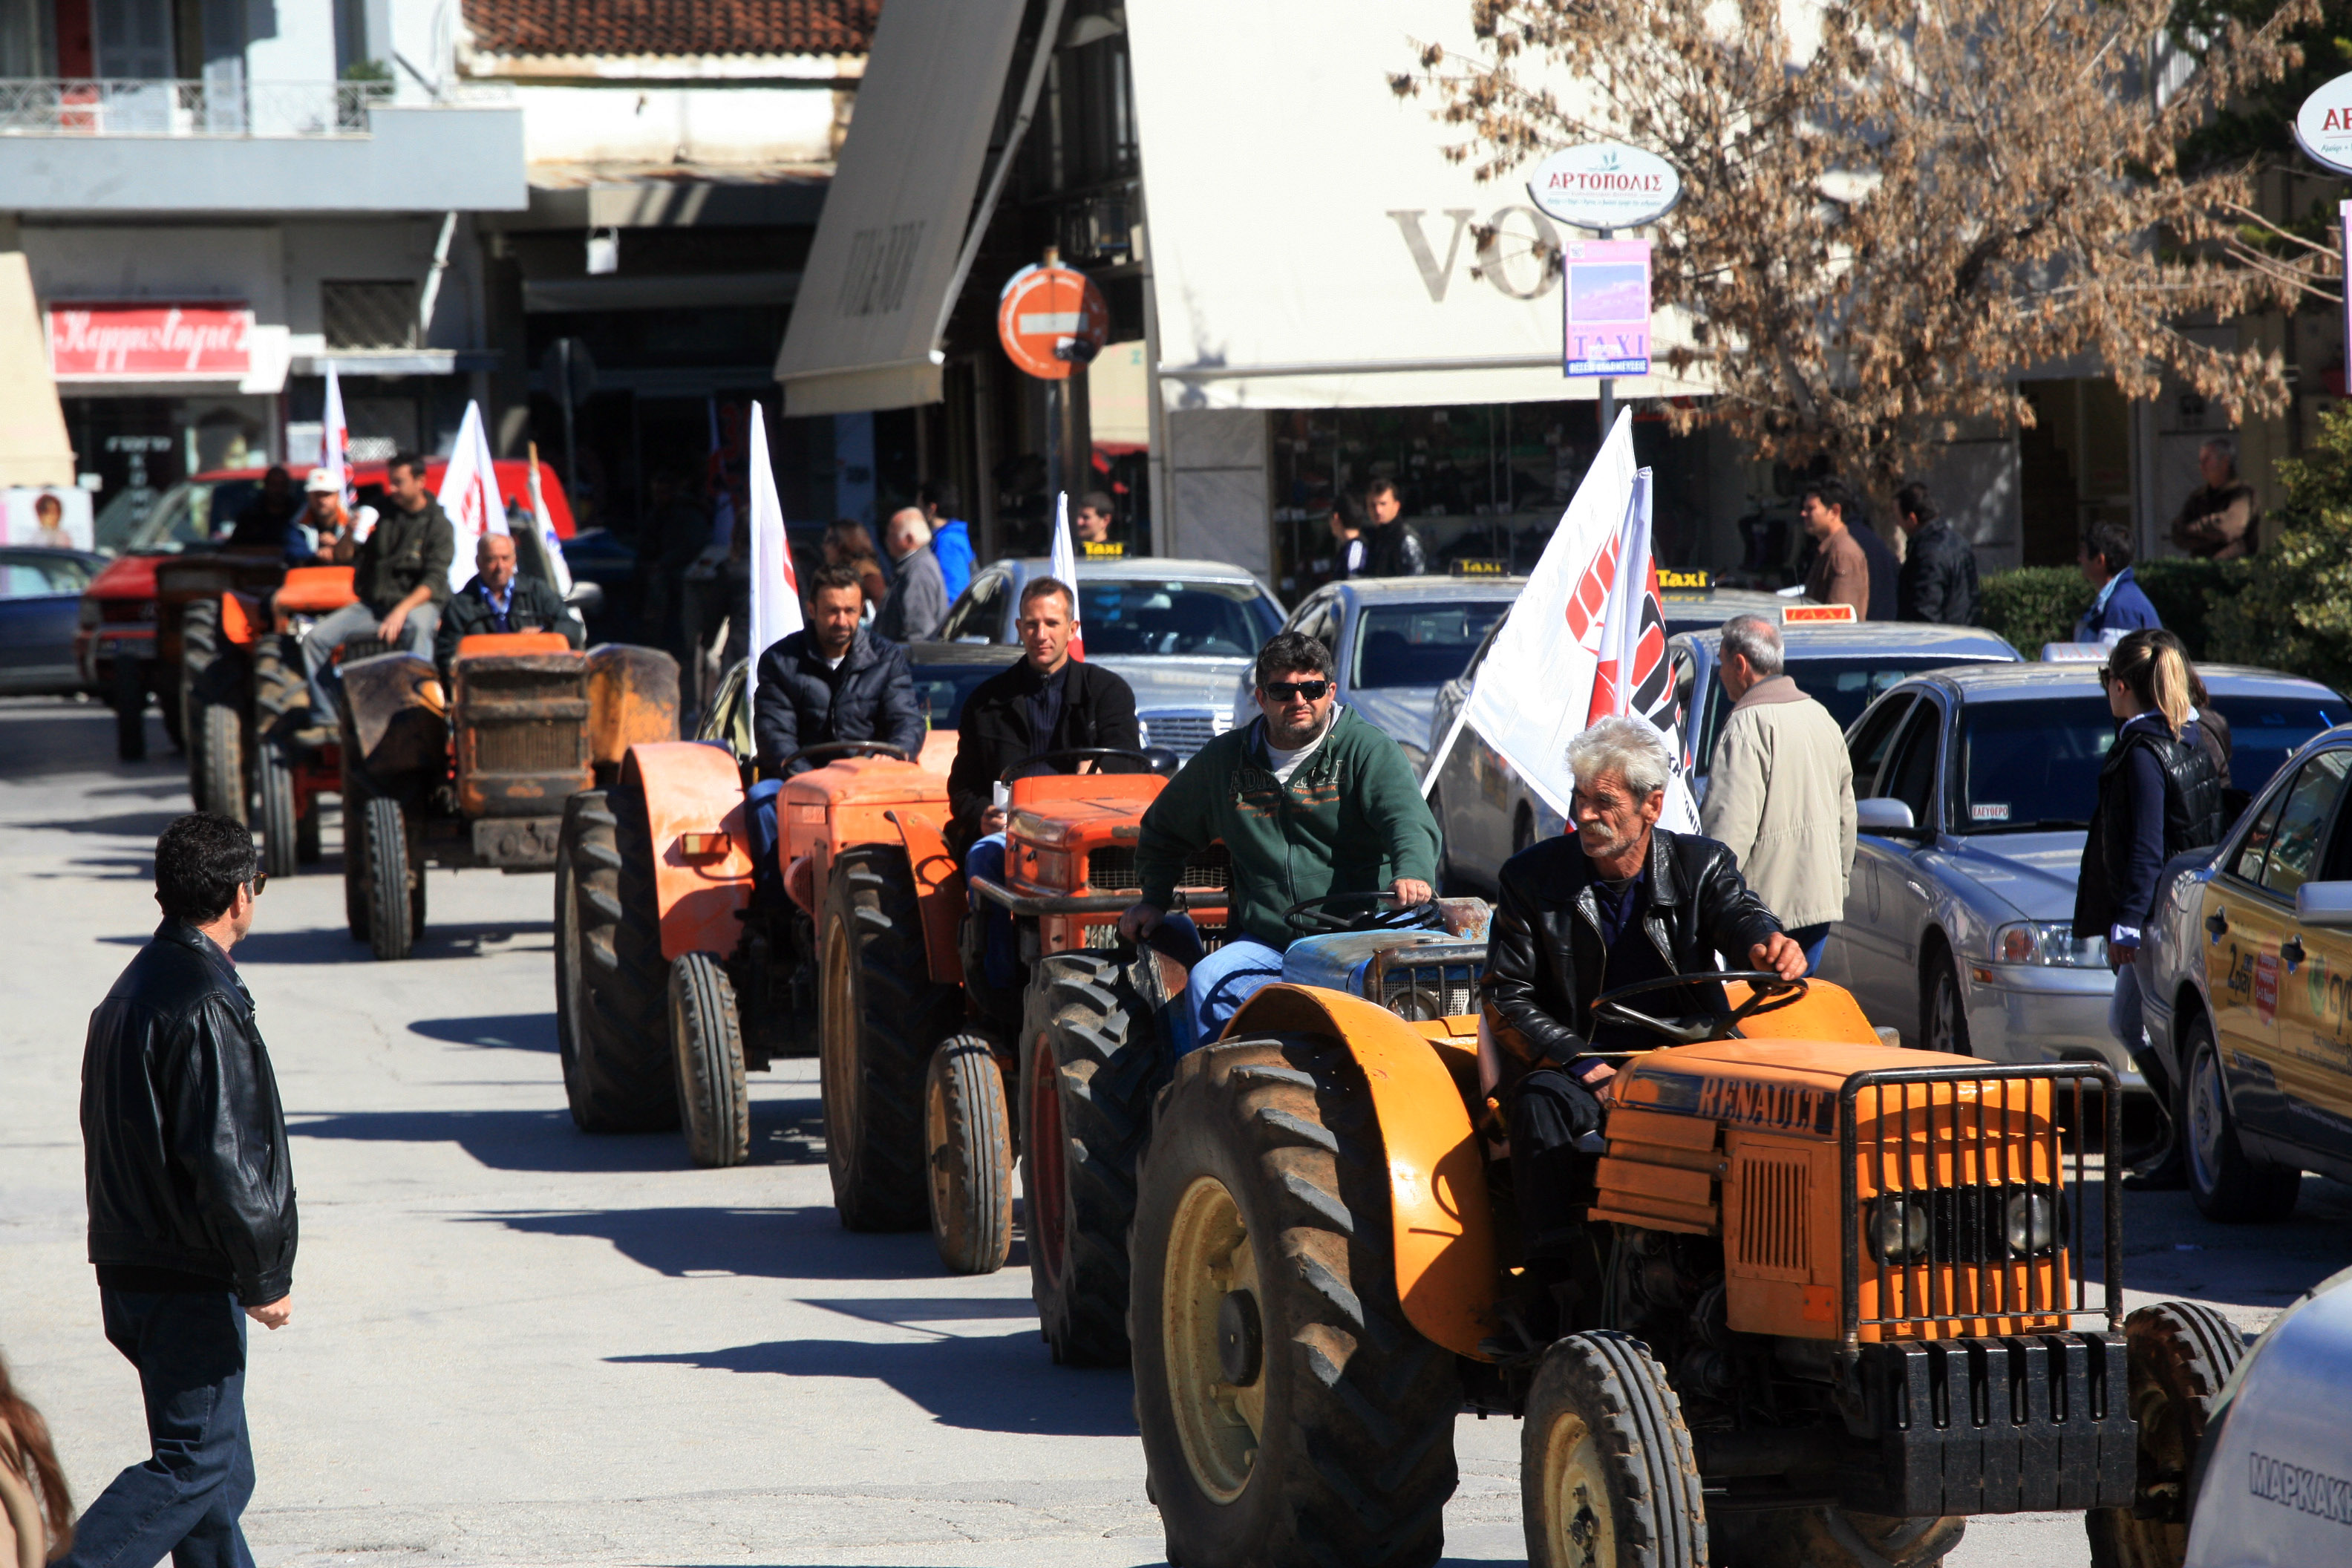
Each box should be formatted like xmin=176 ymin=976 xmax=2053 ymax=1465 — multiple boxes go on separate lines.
xmin=2075 ymin=630 xmax=2227 ymax=1188
xmin=0 ymin=1350 xmax=73 ymax=1565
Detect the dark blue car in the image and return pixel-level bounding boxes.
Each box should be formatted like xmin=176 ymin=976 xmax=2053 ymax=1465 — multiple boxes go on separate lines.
xmin=1 ymin=546 xmax=102 ymax=695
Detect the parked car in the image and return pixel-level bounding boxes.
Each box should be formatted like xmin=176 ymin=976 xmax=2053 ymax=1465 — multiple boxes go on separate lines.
xmin=1823 ymin=663 xmax=2344 ymax=1089
xmin=1250 ymin=575 xmax=1520 ymax=761
xmin=2141 ymin=718 xmax=2352 ymax=1221
xmin=0 ymin=546 xmax=102 ymax=695
xmin=1423 ymin=615 xmax=2020 ymax=893
xmin=936 ymin=555 xmax=1284 ymax=760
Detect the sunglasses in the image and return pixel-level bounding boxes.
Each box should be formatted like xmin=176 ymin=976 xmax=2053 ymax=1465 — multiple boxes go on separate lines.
xmin=247 ymin=872 xmax=268 ymax=898
xmin=1262 ymin=679 xmax=1331 ymax=702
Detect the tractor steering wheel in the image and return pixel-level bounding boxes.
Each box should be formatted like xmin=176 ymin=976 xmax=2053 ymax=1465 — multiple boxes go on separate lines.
xmin=781 ymin=739 xmax=909 ymax=773
xmin=999 ymin=746 xmax=1177 ymax=783
xmin=1590 ymin=970 xmax=1809 ymax=1046
xmin=1283 ymin=890 xmax=1446 ymax=936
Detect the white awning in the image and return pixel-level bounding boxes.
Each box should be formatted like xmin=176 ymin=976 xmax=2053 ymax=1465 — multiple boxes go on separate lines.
xmin=772 ymin=0 xmax=1037 ymax=416
xmin=1126 ymin=0 xmax=1707 ymax=411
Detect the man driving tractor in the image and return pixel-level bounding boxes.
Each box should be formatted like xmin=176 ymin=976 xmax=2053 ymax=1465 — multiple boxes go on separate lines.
xmin=434 ymin=531 xmax=583 ymax=673
xmin=1117 ymin=629 xmax=1441 ymax=1044
xmin=1484 ymin=716 xmax=1808 ymax=1336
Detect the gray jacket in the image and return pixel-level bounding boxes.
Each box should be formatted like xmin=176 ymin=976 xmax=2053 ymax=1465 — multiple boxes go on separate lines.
xmin=1697 ymin=676 xmax=1856 ymax=930
xmin=875 ymin=543 xmax=948 ymax=643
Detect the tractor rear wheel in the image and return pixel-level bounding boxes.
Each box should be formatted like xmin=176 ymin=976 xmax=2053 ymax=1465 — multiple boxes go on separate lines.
xmin=363 ymin=796 xmax=415 ymax=961
xmin=2085 ymin=1300 xmax=2248 ymax=1567
xmin=925 ymin=1035 xmax=1012 ymax=1275
xmin=818 ymin=844 xmax=959 ymax=1231
xmin=113 ymin=655 xmax=146 ymax=762
xmin=1021 ymin=950 xmax=1162 ymax=1365
xmin=560 ymin=786 xmax=678 ymax=1132
xmin=669 ymin=951 xmax=749 ymax=1167
xmin=249 ymin=633 xmax=307 ymax=741
xmin=1131 ymin=1033 xmax=1460 ymax=1568
xmin=200 ymin=700 xmax=246 ymax=823
xmin=255 ymin=739 xmax=298 ymax=880
xmin=1523 ymin=1331 xmax=1708 ymax=1568
xmin=180 ymin=598 xmax=220 ymax=783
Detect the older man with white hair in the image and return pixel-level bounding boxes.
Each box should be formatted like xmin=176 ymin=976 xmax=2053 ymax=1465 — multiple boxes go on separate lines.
xmin=1482 ymin=715 xmax=1805 ymax=1344
xmin=874 ymin=506 xmax=948 ymax=642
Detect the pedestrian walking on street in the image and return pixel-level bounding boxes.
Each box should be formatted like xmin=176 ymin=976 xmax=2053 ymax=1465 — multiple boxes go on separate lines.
xmin=1363 ymin=479 xmax=1425 ymax=576
xmin=1893 ymin=482 xmax=1981 ymax=624
xmin=302 ymin=451 xmax=451 ymax=733
xmin=874 ymin=509 xmax=949 ymax=643
xmin=68 ymin=812 xmax=296 ymax=1568
xmin=1698 ymin=614 xmax=1857 ymax=973
xmin=0 ymin=1352 xmax=74 ymax=1567
xmin=918 ymin=480 xmax=975 ymax=601
xmin=2167 ymin=437 xmax=2260 ymax=561
xmin=1797 ymin=478 xmax=1870 ymax=617
xmin=2074 ymin=521 xmax=2161 ymax=644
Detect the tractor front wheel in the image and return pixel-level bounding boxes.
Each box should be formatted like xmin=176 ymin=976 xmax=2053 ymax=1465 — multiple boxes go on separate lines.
xmin=363 ymin=796 xmax=416 ymax=961
xmin=199 ymin=701 xmax=246 ymax=824
xmin=255 ymin=740 xmax=298 ymax=880
xmin=818 ymin=844 xmax=960 ymax=1231
xmin=2085 ymin=1300 xmax=2248 ymax=1567
xmin=1523 ymin=1331 xmax=1708 ymax=1568
xmin=925 ymin=1035 xmax=1012 ymax=1275
xmin=1021 ymin=950 xmax=1162 ymax=1365
xmin=669 ymin=951 xmax=749 ymax=1167
xmin=1131 ymin=1033 xmax=1460 ymax=1568
xmin=558 ymin=787 xmax=678 ymax=1133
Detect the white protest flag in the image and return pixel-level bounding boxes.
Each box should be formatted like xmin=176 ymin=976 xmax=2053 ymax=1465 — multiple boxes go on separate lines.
xmin=1584 ymin=467 xmax=1699 ymax=832
xmin=321 ymin=362 xmax=351 ymax=507
xmin=437 ymin=402 xmax=507 ymax=595
xmin=1049 ymin=490 xmax=1085 ymax=659
xmin=745 ymin=405 xmax=801 ymax=705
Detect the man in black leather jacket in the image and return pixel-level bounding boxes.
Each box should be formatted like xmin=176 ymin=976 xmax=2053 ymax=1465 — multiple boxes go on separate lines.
xmin=1894 ymin=482 xmax=1981 ymax=625
xmin=1483 ymin=718 xmax=1803 ymax=1334
xmin=434 ymin=529 xmax=584 ymax=674
xmin=72 ymin=812 xmax=295 ymax=1568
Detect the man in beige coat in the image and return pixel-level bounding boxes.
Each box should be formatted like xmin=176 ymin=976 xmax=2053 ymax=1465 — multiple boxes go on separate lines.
xmin=1699 ymin=613 xmax=1856 ymax=972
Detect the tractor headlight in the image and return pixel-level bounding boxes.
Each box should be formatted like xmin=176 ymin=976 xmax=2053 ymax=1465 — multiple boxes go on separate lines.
xmin=1866 ymin=1196 xmax=1930 ymax=1263
xmin=2005 ymin=1190 xmax=2060 ymax=1255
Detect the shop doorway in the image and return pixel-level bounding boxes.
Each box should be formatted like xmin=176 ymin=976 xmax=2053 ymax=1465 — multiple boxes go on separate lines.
xmin=2018 ymin=379 xmax=2134 ymax=567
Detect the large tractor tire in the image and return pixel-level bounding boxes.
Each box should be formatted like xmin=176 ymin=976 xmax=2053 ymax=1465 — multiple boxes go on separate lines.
xmin=113 ymin=655 xmax=146 ymax=762
xmin=2085 ymin=1300 xmax=2248 ymax=1568
xmin=180 ymin=598 xmax=220 ymax=784
xmin=251 ymin=633 xmax=323 ymax=866
xmin=199 ymin=700 xmax=246 ymax=823
xmin=669 ymin=951 xmax=749 ymax=1167
xmin=558 ymin=786 xmax=678 ymax=1133
xmin=255 ymin=739 xmax=298 ymax=880
xmin=925 ymin=1035 xmax=1013 ymax=1275
xmin=1523 ymin=1331 xmax=1709 ymax=1568
xmin=1710 ymin=1507 xmax=1963 ymax=1568
xmin=363 ymin=795 xmax=417 ymax=961
xmin=817 ymin=844 xmax=961 ymax=1231
xmin=1131 ymin=1033 xmax=1460 ymax=1568
xmin=1020 ymin=950 xmax=1163 ymax=1365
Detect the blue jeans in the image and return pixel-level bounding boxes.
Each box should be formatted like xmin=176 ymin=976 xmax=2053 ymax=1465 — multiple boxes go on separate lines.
xmin=1178 ymin=936 xmax=1287 ymax=1054
xmin=1786 ymin=923 xmax=1831 ymax=976
xmin=747 ymin=777 xmax=785 ymax=906
xmin=63 ymin=1290 xmax=256 ymax=1568
xmin=965 ymin=834 xmax=1016 ymax=988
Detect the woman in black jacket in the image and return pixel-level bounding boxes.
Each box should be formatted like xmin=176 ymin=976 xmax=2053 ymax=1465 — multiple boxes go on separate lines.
xmin=2075 ymin=630 xmax=2225 ymax=1186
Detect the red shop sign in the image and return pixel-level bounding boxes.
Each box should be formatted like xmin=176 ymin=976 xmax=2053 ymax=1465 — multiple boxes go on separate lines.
xmin=47 ymin=302 xmax=252 ymax=378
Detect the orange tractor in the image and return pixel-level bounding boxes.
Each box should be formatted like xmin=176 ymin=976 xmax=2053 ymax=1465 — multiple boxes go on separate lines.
xmin=1119 ymin=933 xmax=2205 ymax=1568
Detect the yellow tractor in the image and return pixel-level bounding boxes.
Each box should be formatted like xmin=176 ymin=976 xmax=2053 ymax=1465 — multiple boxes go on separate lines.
xmin=1127 ymin=918 xmax=2212 ymax=1568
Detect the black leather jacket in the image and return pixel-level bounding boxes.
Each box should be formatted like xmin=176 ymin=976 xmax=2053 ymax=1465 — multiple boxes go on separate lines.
xmin=1896 ymin=518 xmax=1981 ymax=625
xmin=82 ymin=920 xmax=298 ymax=1304
xmin=2074 ymin=719 xmax=2224 ymax=941
xmin=1483 ymin=829 xmax=1783 ymax=1082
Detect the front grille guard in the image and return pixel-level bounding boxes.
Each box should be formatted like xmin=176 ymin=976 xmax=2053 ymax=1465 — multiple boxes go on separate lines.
xmin=1837 ymin=1062 xmax=2123 ymax=1350
xmin=1367 ymin=940 xmax=1489 ymax=1021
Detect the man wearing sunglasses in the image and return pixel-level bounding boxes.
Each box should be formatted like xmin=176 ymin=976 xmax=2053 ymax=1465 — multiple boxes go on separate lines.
xmin=1120 ymin=630 xmax=1441 ymax=1043
xmin=71 ymin=812 xmax=296 ymax=1568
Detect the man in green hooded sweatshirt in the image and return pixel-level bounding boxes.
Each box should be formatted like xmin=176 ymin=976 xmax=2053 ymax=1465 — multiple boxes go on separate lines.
xmin=1118 ymin=629 xmax=1442 ymax=1046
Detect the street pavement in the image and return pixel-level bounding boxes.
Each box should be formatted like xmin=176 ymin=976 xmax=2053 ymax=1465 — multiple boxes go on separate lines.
xmin=4 ymin=693 xmax=2350 ymax=1568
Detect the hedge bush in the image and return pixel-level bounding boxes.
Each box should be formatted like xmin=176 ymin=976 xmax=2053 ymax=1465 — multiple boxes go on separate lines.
xmin=1979 ymin=567 xmax=2093 ymax=655
xmin=2208 ymin=403 xmax=2352 ymax=693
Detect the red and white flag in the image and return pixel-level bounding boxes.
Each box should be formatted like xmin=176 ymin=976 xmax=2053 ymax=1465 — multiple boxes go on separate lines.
xmin=321 ymin=362 xmax=352 ymax=513
xmin=745 ymin=405 xmax=801 ymax=705
xmin=437 ymin=402 xmax=506 ymax=595
xmin=1049 ymin=490 xmax=1085 ymax=660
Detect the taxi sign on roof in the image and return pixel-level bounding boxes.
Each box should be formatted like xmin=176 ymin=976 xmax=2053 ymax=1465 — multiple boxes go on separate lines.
xmin=1781 ymin=603 xmax=1857 ymax=625
xmin=1657 ymin=568 xmax=1711 ymax=591
xmin=1451 ymin=558 xmax=1509 ymax=578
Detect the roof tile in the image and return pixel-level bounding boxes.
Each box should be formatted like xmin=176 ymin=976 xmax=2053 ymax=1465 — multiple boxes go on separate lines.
xmin=463 ymin=0 xmax=881 ymax=60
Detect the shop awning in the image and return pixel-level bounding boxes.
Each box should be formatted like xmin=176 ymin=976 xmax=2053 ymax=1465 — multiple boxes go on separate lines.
xmin=0 ymin=255 xmax=73 ymax=487
xmin=772 ymin=0 xmax=1041 ymax=417
xmin=1126 ymin=0 xmax=1707 ymax=411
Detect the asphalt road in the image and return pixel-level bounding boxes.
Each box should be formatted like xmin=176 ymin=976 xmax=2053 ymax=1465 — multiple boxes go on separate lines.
xmin=4 ymin=693 xmax=2350 ymax=1568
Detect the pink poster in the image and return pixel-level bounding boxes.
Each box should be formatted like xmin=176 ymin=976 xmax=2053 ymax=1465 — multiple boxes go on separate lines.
xmin=1562 ymin=239 xmax=1652 ymax=378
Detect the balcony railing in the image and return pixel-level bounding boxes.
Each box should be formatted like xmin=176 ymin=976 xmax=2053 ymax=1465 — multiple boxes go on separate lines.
xmin=0 ymin=79 xmax=397 ymax=138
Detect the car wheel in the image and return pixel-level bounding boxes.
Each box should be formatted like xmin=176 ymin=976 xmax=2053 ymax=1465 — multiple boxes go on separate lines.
xmin=2180 ymin=1019 xmax=2300 ymax=1222
xmin=1921 ymin=952 xmax=1970 ymax=1054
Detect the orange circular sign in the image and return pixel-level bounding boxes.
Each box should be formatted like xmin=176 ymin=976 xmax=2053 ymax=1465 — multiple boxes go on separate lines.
xmin=996 ymin=264 xmax=1109 ymax=380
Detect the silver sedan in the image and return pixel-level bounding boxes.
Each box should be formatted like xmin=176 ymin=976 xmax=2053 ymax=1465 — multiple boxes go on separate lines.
xmin=1823 ymin=663 xmax=2345 ymax=1089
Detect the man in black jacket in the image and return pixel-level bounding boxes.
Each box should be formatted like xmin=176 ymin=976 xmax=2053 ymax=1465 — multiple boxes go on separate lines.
xmin=434 ymin=529 xmax=584 ymax=673
xmin=1483 ymin=718 xmax=1802 ymax=1339
xmin=949 ymin=575 xmax=1140 ymax=985
xmin=1893 ymin=482 xmax=1980 ymax=624
xmin=71 ymin=812 xmax=295 ymax=1568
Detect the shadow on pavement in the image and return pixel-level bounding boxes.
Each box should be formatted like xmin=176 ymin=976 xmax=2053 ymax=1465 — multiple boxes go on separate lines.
xmin=99 ymin=919 xmax=555 ymax=965
xmin=2110 ymin=1176 xmax=2352 ymax=1311
xmin=291 ymin=1106 xmax=688 ymax=1173
xmin=609 ymin=1330 xmax=1137 ymax=1437
xmin=478 ymin=1203 xmax=952 ymax=1281
xmin=409 ymin=1013 xmax=558 ymax=1053
xmin=0 ymin=702 xmax=174 ymax=781
xmin=22 ymin=807 xmax=188 ymax=839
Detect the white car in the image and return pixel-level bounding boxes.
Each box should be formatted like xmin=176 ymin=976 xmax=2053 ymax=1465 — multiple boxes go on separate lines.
xmin=2183 ymin=1264 xmax=2352 ymax=1567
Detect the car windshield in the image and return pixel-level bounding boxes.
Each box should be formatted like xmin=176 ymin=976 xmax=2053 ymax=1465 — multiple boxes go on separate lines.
xmin=1352 ymin=601 xmax=1511 ymax=690
xmin=1079 ymin=580 xmax=1276 ymax=659
xmin=102 ymin=479 xmax=260 ymax=555
xmin=909 ymin=662 xmax=1001 ymax=729
xmin=0 ymin=553 xmax=94 ymax=596
xmin=1953 ymin=693 xmax=2340 ymax=832
xmin=1696 ymin=656 xmax=2002 ymax=768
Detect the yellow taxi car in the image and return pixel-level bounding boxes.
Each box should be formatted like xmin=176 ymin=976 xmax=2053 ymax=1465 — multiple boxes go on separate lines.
xmin=2144 ymin=720 xmax=2352 ymax=1220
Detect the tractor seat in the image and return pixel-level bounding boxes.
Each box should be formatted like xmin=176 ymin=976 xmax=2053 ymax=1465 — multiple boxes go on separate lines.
xmin=274 ymin=566 xmax=357 ymax=614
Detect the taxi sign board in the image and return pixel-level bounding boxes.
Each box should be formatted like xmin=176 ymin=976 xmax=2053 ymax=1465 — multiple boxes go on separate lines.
xmin=1526 ymin=143 xmax=1684 ymax=231
xmin=998 ymin=264 xmax=1109 ymax=380
xmin=1657 ymin=568 xmax=1711 ymax=590
xmin=1563 ymin=240 xmax=1651 ymax=378
xmin=1450 ymin=558 xmax=1510 ymax=578
xmin=1781 ymin=603 xmax=1857 ymax=625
